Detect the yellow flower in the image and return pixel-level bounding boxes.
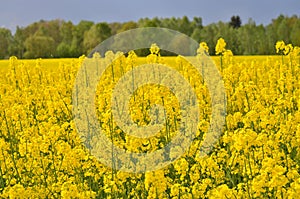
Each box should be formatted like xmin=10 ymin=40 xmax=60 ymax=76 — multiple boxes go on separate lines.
xmin=2 ymin=42 xmax=300 ymax=198
xmin=275 ymin=40 xmax=285 ymax=53
xmin=150 ymin=43 xmax=160 ymax=55
xmin=197 ymin=42 xmax=209 ymax=55
xmin=208 ymin=184 xmax=237 ymax=199
xmin=170 ymin=183 xmax=180 ymax=197
xmin=215 ymin=38 xmax=226 ymax=55
xmin=224 ymin=49 xmax=233 ymax=57
xmin=284 ymin=44 xmax=293 ymax=55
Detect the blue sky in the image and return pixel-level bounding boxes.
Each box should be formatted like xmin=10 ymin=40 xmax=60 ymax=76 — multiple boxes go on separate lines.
xmin=1 ymin=0 xmax=299 ymax=32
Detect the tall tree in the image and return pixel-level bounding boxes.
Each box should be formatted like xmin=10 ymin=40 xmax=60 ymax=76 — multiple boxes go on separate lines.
xmin=118 ymin=21 xmax=138 ymax=33
xmin=291 ymin=20 xmax=300 ymax=46
xmin=199 ymin=23 xmax=219 ymax=55
xmin=0 ymin=28 xmax=13 ymax=58
xmin=56 ymin=21 xmax=75 ymax=57
xmin=9 ymin=27 xmax=26 ymax=58
xmin=24 ymin=34 xmax=55 ymax=58
xmin=138 ymin=17 xmax=161 ymax=27
xmin=2 ymin=15 xmax=300 ymax=58
xmin=229 ymin=16 xmax=242 ymax=29
xmin=83 ymin=22 xmax=112 ymax=55
xmin=60 ymin=21 xmax=74 ymax=44
xmin=179 ymin=16 xmax=192 ymax=35
xmin=72 ymin=20 xmax=94 ymax=56
xmin=238 ymin=19 xmax=267 ymax=55
xmin=277 ymin=18 xmax=290 ymax=42
xmin=109 ymin=22 xmax=123 ymax=35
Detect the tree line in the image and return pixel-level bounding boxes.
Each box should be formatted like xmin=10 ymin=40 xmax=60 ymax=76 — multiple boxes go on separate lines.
xmin=0 ymin=14 xmax=299 ymax=59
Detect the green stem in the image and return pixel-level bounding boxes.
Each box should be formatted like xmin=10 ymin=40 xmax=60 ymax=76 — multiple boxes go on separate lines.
xmin=220 ymin=55 xmax=223 ymax=71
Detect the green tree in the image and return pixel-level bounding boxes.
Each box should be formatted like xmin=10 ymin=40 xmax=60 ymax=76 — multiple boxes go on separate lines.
xmin=191 ymin=28 xmax=202 ymax=42
xmin=216 ymin=21 xmax=240 ymax=54
xmin=24 ymin=34 xmax=55 ymax=58
xmin=138 ymin=17 xmax=161 ymax=27
xmin=229 ymin=16 xmax=242 ymax=29
xmin=2 ymin=14 xmax=300 ymax=57
xmin=33 ymin=20 xmax=62 ymax=47
xmin=190 ymin=17 xmax=203 ymax=40
xmin=237 ymin=19 xmax=256 ymax=55
xmin=277 ymin=18 xmax=290 ymax=42
xmin=56 ymin=21 xmax=75 ymax=57
xmin=0 ymin=28 xmax=13 ymax=58
xmin=179 ymin=16 xmax=192 ymax=35
xmin=60 ymin=21 xmax=74 ymax=44
xmin=159 ymin=17 xmax=179 ymax=30
xmin=83 ymin=22 xmax=112 ymax=54
xmin=238 ymin=19 xmax=268 ymax=55
xmin=290 ymin=19 xmax=300 ymax=46
xmin=9 ymin=27 xmax=26 ymax=58
xmin=118 ymin=21 xmax=138 ymax=33
xmin=199 ymin=23 xmax=218 ymax=55
xmin=109 ymin=22 xmax=123 ymax=35
xmin=71 ymin=20 xmax=94 ymax=56
xmin=56 ymin=42 xmax=73 ymax=58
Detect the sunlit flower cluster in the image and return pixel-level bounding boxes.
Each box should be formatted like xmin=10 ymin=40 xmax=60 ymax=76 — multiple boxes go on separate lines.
xmin=0 ymin=40 xmax=299 ymax=198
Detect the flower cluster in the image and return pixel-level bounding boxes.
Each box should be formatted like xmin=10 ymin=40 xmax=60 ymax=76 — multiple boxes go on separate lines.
xmin=0 ymin=41 xmax=299 ymax=198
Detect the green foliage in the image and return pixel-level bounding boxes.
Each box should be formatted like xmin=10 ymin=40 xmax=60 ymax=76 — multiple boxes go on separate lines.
xmin=1 ymin=15 xmax=300 ymax=58
xmin=229 ymin=16 xmax=242 ymax=29
xmin=83 ymin=22 xmax=111 ymax=54
xmin=24 ymin=35 xmax=55 ymax=58
xmin=0 ymin=28 xmax=13 ymax=59
xmin=118 ymin=21 xmax=138 ymax=33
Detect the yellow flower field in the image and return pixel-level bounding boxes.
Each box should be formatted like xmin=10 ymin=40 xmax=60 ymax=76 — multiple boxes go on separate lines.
xmin=0 ymin=42 xmax=300 ymax=198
